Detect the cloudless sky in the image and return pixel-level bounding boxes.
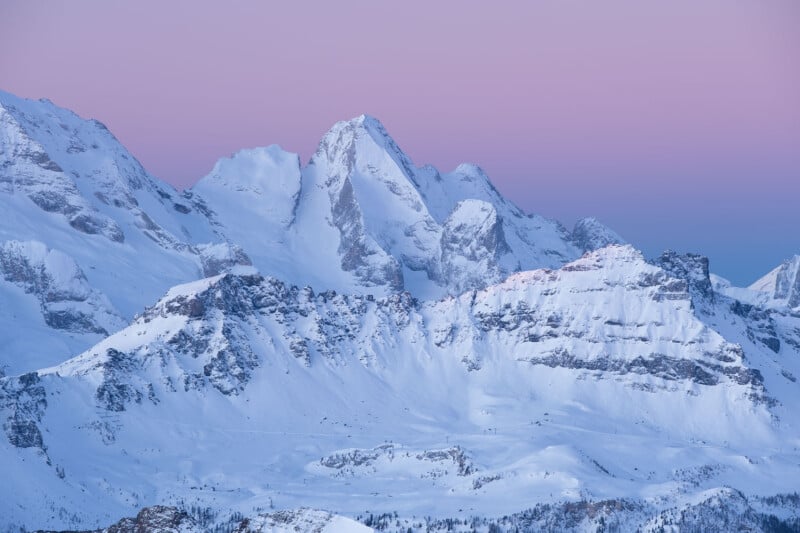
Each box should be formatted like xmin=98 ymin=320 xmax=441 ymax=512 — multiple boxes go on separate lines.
xmin=1 ymin=0 xmax=798 ymax=285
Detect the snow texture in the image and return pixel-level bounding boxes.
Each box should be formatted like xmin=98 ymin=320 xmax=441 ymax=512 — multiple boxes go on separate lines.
xmin=0 ymin=91 xmax=799 ymax=533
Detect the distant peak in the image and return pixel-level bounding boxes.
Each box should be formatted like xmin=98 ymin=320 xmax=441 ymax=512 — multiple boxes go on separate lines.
xmin=452 ymin=163 xmax=488 ymax=179
xmin=571 ymin=217 xmax=626 ymax=253
xmin=197 ymin=144 xmax=301 ymax=194
xmin=321 ymin=113 xmax=392 ymax=145
xmin=351 ymin=113 xmax=383 ymax=128
xmin=222 ymin=144 xmax=295 ymax=164
xmin=312 ymin=114 xmax=418 ymax=183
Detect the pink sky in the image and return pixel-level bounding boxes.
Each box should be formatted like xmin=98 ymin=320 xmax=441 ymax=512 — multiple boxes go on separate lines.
xmin=1 ymin=0 xmax=798 ymax=283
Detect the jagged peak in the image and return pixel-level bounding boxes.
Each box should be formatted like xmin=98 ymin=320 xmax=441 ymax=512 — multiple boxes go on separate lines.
xmin=451 ymin=162 xmax=489 ymax=180
xmin=316 ymin=113 xmax=392 ymax=149
xmin=351 ymin=112 xmax=384 ymax=130
xmin=571 ymin=217 xmax=626 ymax=252
xmin=311 ymin=113 xmax=418 ymax=183
xmin=652 ymin=250 xmax=714 ymax=303
xmin=749 ymin=255 xmax=800 ymax=292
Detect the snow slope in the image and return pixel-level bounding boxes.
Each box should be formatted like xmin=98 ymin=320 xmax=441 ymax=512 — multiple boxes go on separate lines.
xmin=1 ymin=246 xmax=798 ymax=531
xmin=0 ymin=240 xmax=125 ymax=375
xmin=190 ymin=115 xmax=585 ymax=299
xmin=1 ymin=89 xmax=799 ymax=532
xmin=0 ymin=90 xmax=230 ymax=372
xmin=749 ymin=255 xmax=800 ymax=311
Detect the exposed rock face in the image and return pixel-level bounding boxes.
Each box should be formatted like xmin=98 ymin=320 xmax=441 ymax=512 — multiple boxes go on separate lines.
xmin=652 ymin=250 xmax=715 ymax=307
xmin=330 ymin=175 xmax=405 ymax=291
xmin=2 ymin=90 xmax=800 ymax=533
xmin=196 ymin=242 xmax=252 ymax=277
xmin=315 ymin=443 xmax=476 ymax=479
xmin=0 ymin=102 xmax=126 ymax=243
xmin=749 ymin=255 xmax=800 ymax=311
xmin=0 ymin=90 xmax=223 ymax=372
xmin=49 ymin=505 xmax=199 ymax=533
xmin=570 ymin=217 xmax=626 ymax=252
xmin=190 ymin=114 xmax=582 ymax=298
xmin=729 ymin=300 xmax=783 ymax=354
xmin=0 ymin=240 xmax=124 ymax=335
xmin=4 ymin=246 xmax=770 ymax=463
xmin=438 ymin=200 xmax=511 ymax=293
xmin=308 ymin=115 xmax=431 ymax=291
xmin=772 ymin=256 xmax=800 ymax=309
xmin=1 ymin=372 xmax=47 ymax=451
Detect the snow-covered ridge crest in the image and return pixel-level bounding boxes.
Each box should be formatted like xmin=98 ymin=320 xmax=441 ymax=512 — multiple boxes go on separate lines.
xmin=570 ymin=216 xmax=626 ymax=252
xmin=441 ymin=245 xmax=766 ymax=398
xmin=750 ymin=255 xmax=800 ymax=310
xmin=40 ymin=244 xmax=769 ymax=413
xmin=0 ymin=90 xmax=229 ymax=372
xmin=311 ymin=114 xmax=417 ymax=184
xmin=190 ymin=112 xmax=583 ymax=298
xmin=2 ymin=89 xmax=799 ymax=530
xmin=0 ymin=245 xmax=786 ymax=528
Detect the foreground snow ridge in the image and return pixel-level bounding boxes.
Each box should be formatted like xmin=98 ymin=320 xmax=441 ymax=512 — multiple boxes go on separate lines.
xmin=2 ymin=246 xmax=799 ymax=531
xmin=0 ymin=90 xmax=799 ymax=532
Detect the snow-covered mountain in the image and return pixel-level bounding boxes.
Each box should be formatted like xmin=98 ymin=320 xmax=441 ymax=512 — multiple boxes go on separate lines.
xmin=0 ymin=93 xmax=611 ymax=375
xmin=1 ymin=90 xmax=799 ymax=532
xmin=0 ymin=90 xmax=232 ymax=373
xmin=2 ymin=246 xmax=799 ymax=531
xmin=190 ymin=115 xmax=590 ymax=299
xmin=570 ymin=216 xmax=626 ymax=253
xmin=0 ymin=240 xmax=125 ymax=375
xmin=748 ymin=255 xmax=800 ymax=311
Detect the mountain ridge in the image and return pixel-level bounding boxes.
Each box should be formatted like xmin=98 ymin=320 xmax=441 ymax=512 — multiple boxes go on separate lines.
xmin=0 ymin=89 xmax=798 ymax=532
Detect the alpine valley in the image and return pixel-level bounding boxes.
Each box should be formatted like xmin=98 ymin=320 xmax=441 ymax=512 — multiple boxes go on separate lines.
xmin=0 ymin=90 xmax=798 ymax=533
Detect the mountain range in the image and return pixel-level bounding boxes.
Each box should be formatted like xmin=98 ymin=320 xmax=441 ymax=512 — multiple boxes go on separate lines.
xmin=0 ymin=90 xmax=798 ymax=532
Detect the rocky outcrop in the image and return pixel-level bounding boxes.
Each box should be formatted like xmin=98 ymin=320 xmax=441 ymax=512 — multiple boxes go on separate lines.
xmin=196 ymin=242 xmax=252 ymax=277
xmin=438 ymin=200 xmax=511 ymax=293
xmin=0 ymin=372 xmax=47 ymax=451
xmin=652 ymin=250 xmax=715 ymax=307
xmin=0 ymin=240 xmax=123 ymax=334
xmin=330 ymin=176 xmax=405 ymax=291
xmin=773 ymin=256 xmax=800 ymax=309
xmin=570 ymin=217 xmax=626 ymax=252
xmin=191 ymin=114 xmax=581 ymax=298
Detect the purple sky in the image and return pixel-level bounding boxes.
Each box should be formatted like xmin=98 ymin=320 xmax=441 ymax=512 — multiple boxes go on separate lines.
xmin=1 ymin=0 xmax=798 ymax=285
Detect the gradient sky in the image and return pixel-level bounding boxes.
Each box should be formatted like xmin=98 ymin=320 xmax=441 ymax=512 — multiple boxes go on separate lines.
xmin=1 ymin=0 xmax=798 ymax=285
